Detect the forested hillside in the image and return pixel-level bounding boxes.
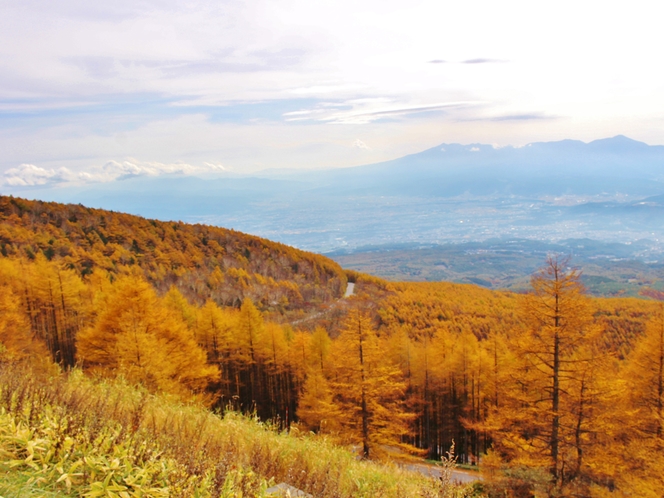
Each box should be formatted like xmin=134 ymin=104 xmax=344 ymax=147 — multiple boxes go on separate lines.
xmin=2 ymin=196 xmax=664 ymax=496
xmin=0 ymin=195 xmax=346 ymax=315
xmin=368 ymin=275 xmax=664 ymax=496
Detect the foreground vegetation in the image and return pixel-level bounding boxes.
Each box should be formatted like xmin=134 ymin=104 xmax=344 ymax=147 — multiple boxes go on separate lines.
xmin=0 ymin=364 xmax=466 ymax=497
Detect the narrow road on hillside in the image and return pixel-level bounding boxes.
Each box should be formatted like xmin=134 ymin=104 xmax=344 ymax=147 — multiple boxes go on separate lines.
xmin=290 ymin=281 xmax=355 ymax=326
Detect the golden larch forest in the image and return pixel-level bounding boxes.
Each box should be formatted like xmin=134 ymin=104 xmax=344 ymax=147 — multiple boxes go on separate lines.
xmin=1 ymin=195 xmax=663 ymax=497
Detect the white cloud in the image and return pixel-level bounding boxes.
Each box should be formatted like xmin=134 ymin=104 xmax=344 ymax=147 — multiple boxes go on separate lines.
xmin=284 ymin=100 xmax=480 ymax=125
xmin=203 ymin=162 xmax=226 ymax=171
xmin=3 ymin=164 xmax=78 ymax=186
xmin=353 ymin=139 xmax=371 ymax=150
xmin=324 ymin=102 xmax=479 ymax=125
xmin=99 ymin=159 xmax=228 ymax=181
xmin=2 ymin=159 xmax=228 ymax=187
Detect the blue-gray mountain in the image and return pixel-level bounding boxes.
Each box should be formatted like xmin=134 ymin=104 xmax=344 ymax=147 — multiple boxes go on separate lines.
xmin=6 ymin=135 xmax=664 ymax=254
xmin=302 ymin=135 xmax=664 ymax=197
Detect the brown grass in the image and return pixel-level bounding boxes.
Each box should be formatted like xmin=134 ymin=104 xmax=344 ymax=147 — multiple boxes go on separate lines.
xmin=0 ymin=363 xmax=469 ymax=497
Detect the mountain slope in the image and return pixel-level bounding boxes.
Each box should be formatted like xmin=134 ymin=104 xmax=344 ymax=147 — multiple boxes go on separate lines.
xmin=0 ymin=195 xmax=347 ymax=314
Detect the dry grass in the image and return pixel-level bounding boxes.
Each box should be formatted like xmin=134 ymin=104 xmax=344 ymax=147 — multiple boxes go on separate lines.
xmin=0 ymin=363 xmax=467 ymax=497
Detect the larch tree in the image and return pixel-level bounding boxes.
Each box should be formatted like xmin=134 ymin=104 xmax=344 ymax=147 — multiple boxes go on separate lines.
xmin=193 ymin=300 xmax=239 ymax=407
xmin=262 ymin=322 xmax=291 ymax=421
xmin=624 ymin=296 xmax=664 ymax=439
xmin=296 ymin=369 xmax=341 ymax=434
xmin=196 ymin=300 xmax=234 ymax=367
xmin=287 ymin=330 xmax=311 ymax=389
xmin=327 ymin=309 xmax=419 ymax=460
xmin=76 ymin=275 xmax=219 ymax=398
xmin=611 ymin=300 xmax=664 ymax=495
xmin=232 ymin=298 xmax=265 ymax=404
xmin=296 ymin=327 xmax=335 ymax=432
xmin=234 ymin=298 xmax=264 ymax=366
xmin=308 ymin=326 xmax=331 ymax=373
xmin=163 ymin=286 xmax=198 ymax=331
xmin=487 ymin=256 xmax=600 ymax=490
xmin=0 ymin=281 xmax=49 ymax=365
xmin=3 ymin=256 xmax=88 ymax=368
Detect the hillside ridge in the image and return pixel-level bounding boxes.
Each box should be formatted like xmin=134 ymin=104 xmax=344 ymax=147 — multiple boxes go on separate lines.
xmin=0 ymin=195 xmax=347 ymax=316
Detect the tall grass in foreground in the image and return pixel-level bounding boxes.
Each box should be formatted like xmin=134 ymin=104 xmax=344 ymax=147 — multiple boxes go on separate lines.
xmin=0 ymin=364 xmax=471 ymax=497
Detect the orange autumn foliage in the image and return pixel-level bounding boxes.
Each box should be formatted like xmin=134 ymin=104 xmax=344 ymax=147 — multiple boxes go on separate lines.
xmin=76 ymin=275 xmax=219 ymax=397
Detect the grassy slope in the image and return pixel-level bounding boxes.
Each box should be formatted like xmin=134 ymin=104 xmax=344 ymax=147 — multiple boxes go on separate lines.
xmin=0 ymin=363 xmax=467 ymax=498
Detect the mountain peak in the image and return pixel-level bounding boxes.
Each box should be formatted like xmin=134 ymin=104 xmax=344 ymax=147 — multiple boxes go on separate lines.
xmin=588 ymin=135 xmax=650 ymax=151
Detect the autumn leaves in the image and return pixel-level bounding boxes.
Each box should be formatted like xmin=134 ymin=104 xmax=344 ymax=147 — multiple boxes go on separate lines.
xmin=476 ymin=258 xmax=664 ymax=495
xmin=351 ymin=259 xmax=664 ymax=495
xmin=0 ymin=251 xmax=419 ymax=461
xmin=297 ymin=311 xmax=419 ymax=460
xmin=77 ymin=277 xmax=218 ymax=397
xmin=482 ymin=257 xmax=600 ymax=491
xmin=0 ymin=195 xmax=347 ymax=315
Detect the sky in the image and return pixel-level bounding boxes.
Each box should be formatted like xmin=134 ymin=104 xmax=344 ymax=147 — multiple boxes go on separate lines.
xmin=1 ymin=0 xmax=663 ymax=189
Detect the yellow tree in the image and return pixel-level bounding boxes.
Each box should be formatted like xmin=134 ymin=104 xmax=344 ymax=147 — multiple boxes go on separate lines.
xmin=1 ymin=256 xmax=88 ymax=367
xmin=449 ymin=327 xmax=484 ymax=464
xmin=608 ymin=301 xmax=664 ymax=495
xmin=296 ymin=327 xmax=335 ymax=432
xmin=196 ymin=300 xmax=235 ymax=366
xmin=624 ymin=299 xmax=664 ymax=439
xmin=261 ymin=322 xmax=291 ymax=420
xmin=163 ymin=286 xmax=198 ymax=331
xmin=308 ymin=326 xmax=331 ymax=373
xmin=296 ymin=369 xmax=341 ymax=434
xmin=76 ymin=275 xmax=218 ymax=398
xmin=327 ymin=310 xmax=418 ymax=459
xmin=486 ymin=256 xmax=600 ymax=491
xmin=232 ymin=298 xmax=265 ymax=404
xmin=193 ymin=299 xmax=237 ymax=404
xmin=0 ymin=282 xmax=49 ymax=365
xmin=287 ymin=330 xmax=311 ymax=389
xmin=384 ymin=326 xmax=414 ymax=386
xmin=234 ymin=298 xmax=264 ymax=365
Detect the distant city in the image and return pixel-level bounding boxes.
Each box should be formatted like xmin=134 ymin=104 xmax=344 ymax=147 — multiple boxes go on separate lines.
xmin=6 ymin=136 xmax=664 ymax=271
xmin=195 ymin=194 xmax=664 ymax=256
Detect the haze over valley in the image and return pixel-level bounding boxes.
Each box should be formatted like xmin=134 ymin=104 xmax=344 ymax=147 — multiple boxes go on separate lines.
xmin=8 ymin=134 xmax=664 ymax=293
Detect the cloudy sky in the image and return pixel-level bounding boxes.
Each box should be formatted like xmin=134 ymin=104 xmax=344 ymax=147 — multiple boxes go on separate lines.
xmin=1 ymin=0 xmax=663 ymax=188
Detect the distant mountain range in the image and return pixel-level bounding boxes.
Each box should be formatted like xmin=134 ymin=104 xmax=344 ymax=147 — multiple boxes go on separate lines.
xmin=5 ymin=135 xmax=664 ymax=253
xmin=288 ymin=135 xmax=664 ymax=197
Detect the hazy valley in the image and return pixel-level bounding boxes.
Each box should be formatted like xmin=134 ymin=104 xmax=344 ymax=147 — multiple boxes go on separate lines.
xmin=331 ymin=238 xmax=664 ymax=296
xmin=10 ymin=135 xmax=664 ymax=294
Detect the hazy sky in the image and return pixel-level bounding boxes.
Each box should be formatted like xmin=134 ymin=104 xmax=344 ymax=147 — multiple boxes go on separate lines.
xmin=1 ymin=0 xmax=663 ymax=188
